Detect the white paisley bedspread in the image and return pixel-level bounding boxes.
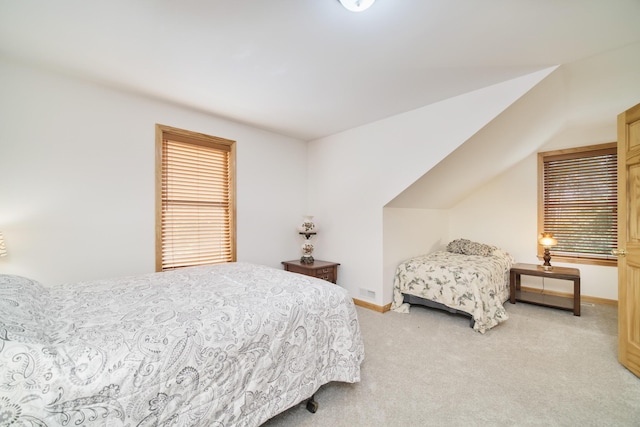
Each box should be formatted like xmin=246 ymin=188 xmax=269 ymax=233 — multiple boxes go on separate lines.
xmin=0 ymin=262 xmax=364 ymax=426
xmin=391 ymin=250 xmax=513 ymax=333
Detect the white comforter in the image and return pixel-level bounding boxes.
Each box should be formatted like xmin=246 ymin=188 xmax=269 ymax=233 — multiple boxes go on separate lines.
xmin=391 ymin=250 xmax=513 ymax=333
xmin=0 ymin=262 xmax=364 ymax=426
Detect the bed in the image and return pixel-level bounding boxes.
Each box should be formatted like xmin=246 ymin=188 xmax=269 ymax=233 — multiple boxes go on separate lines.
xmin=391 ymin=239 xmax=514 ymax=334
xmin=0 ymin=262 xmax=364 ymax=426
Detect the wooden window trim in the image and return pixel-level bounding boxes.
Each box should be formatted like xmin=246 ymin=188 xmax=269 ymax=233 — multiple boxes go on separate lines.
xmin=155 ymin=124 xmax=236 ymax=271
xmin=537 ymin=142 xmax=618 ymax=267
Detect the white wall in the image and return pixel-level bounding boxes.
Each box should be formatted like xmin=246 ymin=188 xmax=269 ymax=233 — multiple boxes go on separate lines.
xmin=0 ymin=57 xmax=308 ymax=285
xmin=308 ymin=70 xmax=552 ymax=306
xmin=383 ymin=208 xmax=449 ymax=304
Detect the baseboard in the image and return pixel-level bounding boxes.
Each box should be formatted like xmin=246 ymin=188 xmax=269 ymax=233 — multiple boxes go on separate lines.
xmin=353 ymin=286 xmax=618 ymax=313
xmin=353 ymin=298 xmax=392 ymax=313
xmin=353 ymin=289 xmax=617 ymax=313
xmin=520 ymin=286 xmax=617 ymax=306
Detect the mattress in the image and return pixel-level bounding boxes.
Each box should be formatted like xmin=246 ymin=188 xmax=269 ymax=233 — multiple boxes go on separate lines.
xmin=391 ymin=249 xmax=513 ymax=333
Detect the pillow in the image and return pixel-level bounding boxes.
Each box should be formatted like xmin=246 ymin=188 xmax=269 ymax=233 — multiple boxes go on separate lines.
xmin=0 ymin=274 xmax=51 ymax=343
xmin=491 ymin=247 xmax=515 ymax=263
xmin=446 ymin=239 xmax=495 ymax=256
xmin=464 ymin=241 xmax=496 ymax=256
xmin=446 ymin=238 xmax=470 ymax=254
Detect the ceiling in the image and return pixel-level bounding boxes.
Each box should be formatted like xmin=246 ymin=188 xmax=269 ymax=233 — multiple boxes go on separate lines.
xmin=1 ymin=0 xmax=640 ymax=141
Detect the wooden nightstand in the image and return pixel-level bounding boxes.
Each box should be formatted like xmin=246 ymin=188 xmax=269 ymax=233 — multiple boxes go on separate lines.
xmin=509 ymin=263 xmax=581 ymax=316
xmin=281 ymin=260 xmax=340 ymax=284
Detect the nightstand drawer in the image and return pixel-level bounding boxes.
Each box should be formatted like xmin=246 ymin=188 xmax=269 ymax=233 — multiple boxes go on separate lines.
xmin=281 ymin=260 xmax=340 ymax=284
xmin=312 ymin=267 xmax=334 ymax=282
xmin=284 ymin=264 xmax=312 ymax=276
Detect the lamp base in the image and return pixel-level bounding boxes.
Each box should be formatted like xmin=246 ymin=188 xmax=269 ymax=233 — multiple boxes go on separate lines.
xmin=542 ymin=248 xmax=553 ymax=270
xmin=300 ymin=255 xmax=314 ymax=264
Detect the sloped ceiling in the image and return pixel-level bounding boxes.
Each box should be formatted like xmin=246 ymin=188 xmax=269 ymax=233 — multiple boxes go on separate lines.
xmin=1 ymin=0 xmax=640 ymax=141
xmin=387 ymin=41 xmax=640 ymax=209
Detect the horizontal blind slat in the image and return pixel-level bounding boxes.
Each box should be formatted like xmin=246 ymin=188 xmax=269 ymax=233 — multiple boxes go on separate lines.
xmin=542 ymin=147 xmax=617 ymax=260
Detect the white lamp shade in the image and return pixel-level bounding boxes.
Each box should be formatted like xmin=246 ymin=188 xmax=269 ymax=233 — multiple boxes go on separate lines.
xmin=539 ymin=232 xmax=557 ymax=248
xmin=298 ymin=215 xmax=317 ymax=233
xmin=339 ymin=0 xmax=376 ymax=12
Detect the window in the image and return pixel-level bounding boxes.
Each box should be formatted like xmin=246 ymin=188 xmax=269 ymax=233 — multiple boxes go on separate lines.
xmin=538 ymin=142 xmax=617 ymax=266
xmin=156 ymin=124 xmax=236 ymax=271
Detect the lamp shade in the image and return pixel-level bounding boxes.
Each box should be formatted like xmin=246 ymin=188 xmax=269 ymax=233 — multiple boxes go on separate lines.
xmin=338 ymin=0 xmax=376 ymax=12
xmin=539 ymin=232 xmax=557 ymax=248
xmin=297 ymin=215 xmax=317 ymax=234
xmin=0 ymin=232 xmax=6 ymax=257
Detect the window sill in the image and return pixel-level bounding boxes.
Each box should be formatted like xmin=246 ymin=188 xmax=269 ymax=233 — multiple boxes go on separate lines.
xmin=536 ymin=254 xmax=618 ymax=267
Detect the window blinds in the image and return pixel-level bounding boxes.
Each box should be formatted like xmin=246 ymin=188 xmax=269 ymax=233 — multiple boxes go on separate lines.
xmin=542 ymin=147 xmax=617 ymax=260
xmin=160 ymin=133 xmax=233 ymax=270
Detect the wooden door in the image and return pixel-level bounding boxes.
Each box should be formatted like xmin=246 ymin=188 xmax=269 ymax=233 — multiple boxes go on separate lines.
xmin=618 ymin=102 xmax=640 ymax=378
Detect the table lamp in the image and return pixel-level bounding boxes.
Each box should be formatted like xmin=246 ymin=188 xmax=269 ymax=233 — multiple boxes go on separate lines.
xmin=539 ymin=232 xmax=557 ymax=270
xmin=298 ymin=216 xmax=317 ymax=264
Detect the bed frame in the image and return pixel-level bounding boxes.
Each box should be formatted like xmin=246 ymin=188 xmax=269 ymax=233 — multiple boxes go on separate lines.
xmin=402 ymin=293 xmax=475 ymax=328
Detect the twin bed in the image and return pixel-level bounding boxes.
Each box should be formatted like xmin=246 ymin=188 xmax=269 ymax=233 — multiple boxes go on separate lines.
xmin=0 ymin=262 xmax=364 ymax=426
xmin=391 ymin=239 xmax=514 ymax=334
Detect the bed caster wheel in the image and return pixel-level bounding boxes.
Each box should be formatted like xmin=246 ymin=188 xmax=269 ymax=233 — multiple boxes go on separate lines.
xmin=306 ymin=396 xmax=318 ymax=413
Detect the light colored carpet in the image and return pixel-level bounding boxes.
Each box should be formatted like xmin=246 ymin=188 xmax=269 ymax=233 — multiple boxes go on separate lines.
xmin=263 ymin=301 xmax=640 ymax=426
